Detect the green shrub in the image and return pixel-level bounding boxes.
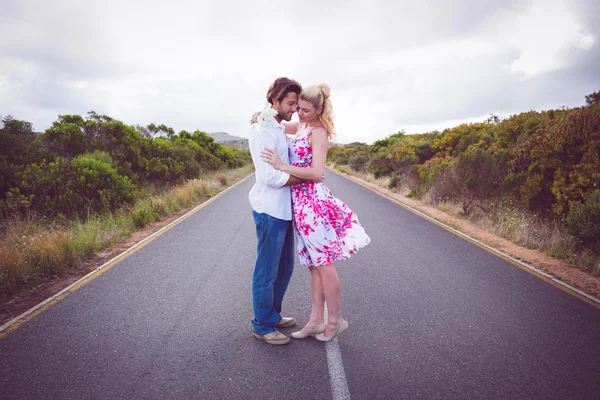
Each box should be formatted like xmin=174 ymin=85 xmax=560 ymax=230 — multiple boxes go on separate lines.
xmin=348 ymin=153 xmax=370 ymax=172
xmin=388 ymin=173 xmax=400 ymax=190
xmin=69 ymin=154 xmax=138 ymax=214
xmin=334 ymin=152 xmax=349 ymax=165
xmin=85 ymin=150 xmax=116 ymax=166
xmin=366 ymin=151 xmax=394 ymax=178
xmin=567 ymin=190 xmax=600 ymax=249
xmin=415 ymin=141 xmax=433 ymax=163
xmin=131 ymin=200 xmax=160 ymax=228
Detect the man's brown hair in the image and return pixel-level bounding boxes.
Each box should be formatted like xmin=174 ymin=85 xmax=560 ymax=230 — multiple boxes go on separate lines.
xmin=266 ymin=77 xmax=302 ymax=105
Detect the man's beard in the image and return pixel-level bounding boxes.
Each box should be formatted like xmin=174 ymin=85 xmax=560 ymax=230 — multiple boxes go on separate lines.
xmin=277 ymin=110 xmax=293 ymax=121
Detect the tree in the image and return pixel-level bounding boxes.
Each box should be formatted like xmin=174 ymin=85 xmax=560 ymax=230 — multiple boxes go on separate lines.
xmin=371 ymin=130 xmax=406 ymax=153
xmin=567 ymin=190 xmax=600 ymax=250
xmin=434 ymin=148 xmax=500 ymax=215
xmin=486 ymin=113 xmax=501 ymax=124
xmin=585 ymin=90 xmax=600 ymax=105
xmin=146 ymin=123 xmax=175 ymax=138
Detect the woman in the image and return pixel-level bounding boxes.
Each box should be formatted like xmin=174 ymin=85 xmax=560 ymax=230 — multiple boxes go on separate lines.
xmin=261 ymin=84 xmax=370 ymax=341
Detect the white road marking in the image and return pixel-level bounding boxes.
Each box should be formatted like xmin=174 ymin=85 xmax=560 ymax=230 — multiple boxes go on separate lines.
xmin=324 ymin=305 xmax=351 ymax=400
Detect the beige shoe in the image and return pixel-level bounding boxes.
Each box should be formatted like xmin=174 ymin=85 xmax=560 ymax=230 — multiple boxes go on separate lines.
xmin=251 ymin=330 xmax=290 ymax=345
xmin=276 ymin=317 xmax=297 ymax=328
xmin=290 ymin=323 xmax=326 ymax=340
xmin=315 ymin=320 xmax=349 ymax=342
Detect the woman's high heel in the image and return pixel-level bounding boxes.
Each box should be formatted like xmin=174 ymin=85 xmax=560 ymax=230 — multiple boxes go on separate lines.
xmin=290 ymin=323 xmax=326 ymax=339
xmin=315 ymin=319 xmax=348 ymax=342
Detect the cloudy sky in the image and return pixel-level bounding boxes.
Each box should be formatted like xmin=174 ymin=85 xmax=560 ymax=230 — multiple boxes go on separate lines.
xmin=1 ymin=0 xmax=599 ymax=143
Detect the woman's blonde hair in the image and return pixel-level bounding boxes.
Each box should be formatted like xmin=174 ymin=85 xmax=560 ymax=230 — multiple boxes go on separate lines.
xmin=300 ymin=84 xmax=335 ymax=140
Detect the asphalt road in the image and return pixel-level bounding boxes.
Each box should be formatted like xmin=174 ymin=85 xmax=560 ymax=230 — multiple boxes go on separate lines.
xmin=1 ymin=170 xmax=599 ymax=400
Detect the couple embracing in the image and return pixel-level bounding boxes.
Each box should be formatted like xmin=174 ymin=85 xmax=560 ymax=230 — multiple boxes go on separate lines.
xmin=248 ymin=77 xmax=370 ymax=345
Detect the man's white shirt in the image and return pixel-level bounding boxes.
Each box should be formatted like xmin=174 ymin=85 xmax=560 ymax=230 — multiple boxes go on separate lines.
xmin=248 ymin=117 xmax=292 ymax=220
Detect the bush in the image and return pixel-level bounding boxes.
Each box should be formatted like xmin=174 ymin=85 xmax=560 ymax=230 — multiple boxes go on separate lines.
xmin=387 ymin=167 xmax=421 ymax=192
xmin=415 ymin=141 xmax=433 ymax=163
xmin=366 ymin=151 xmax=394 ymax=178
xmin=371 ymin=131 xmax=405 ymax=153
xmin=343 ymin=148 xmax=357 ymax=157
xmin=508 ymin=104 xmax=600 ymax=215
xmin=418 ymin=156 xmax=454 ymax=188
xmin=131 ymin=200 xmax=160 ymax=228
xmin=334 ymin=152 xmax=349 ymax=165
xmin=348 ymin=153 xmax=370 ymax=172
xmin=429 ymin=148 xmax=499 ymax=215
xmin=567 ymin=190 xmax=600 ymax=250
xmin=388 ymin=173 xmax=400 ymax=190
xmin=14 ymin=154 xmax=138 ymax=217
xmin=68 ymin=154 xmax=138 ymax=214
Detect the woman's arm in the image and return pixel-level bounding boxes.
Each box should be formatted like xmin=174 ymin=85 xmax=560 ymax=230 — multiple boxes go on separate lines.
xmin=261 ymin=127 xmax=328 ymax=181
xmin=282 ymin=121 xmax=300 ymax=135
xmin=253 ymin=113 xmax=298 ymax=135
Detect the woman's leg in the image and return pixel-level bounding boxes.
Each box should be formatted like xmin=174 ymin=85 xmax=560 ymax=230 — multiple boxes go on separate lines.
xmin=317 ymin=264 xmax=343 ymax=335
xmin=296 ymin=266 xmax=326 ymax=334
xmin=309 ymin=266 xmax=326 ymax=323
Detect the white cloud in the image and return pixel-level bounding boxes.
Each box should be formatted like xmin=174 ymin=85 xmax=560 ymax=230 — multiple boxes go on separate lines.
xmin=1 ymin=0 xmax=598 ymax=143
xmin=493 ymin=0 xmax=597 ymax=78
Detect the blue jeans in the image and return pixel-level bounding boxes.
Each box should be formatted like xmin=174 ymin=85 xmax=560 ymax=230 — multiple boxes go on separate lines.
xmin=251 ymin=211 xmax=295 ymax=335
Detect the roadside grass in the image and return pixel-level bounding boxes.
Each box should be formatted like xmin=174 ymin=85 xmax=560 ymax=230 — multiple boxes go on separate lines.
xmin=0 ymin=165 xmax=254 ymax=300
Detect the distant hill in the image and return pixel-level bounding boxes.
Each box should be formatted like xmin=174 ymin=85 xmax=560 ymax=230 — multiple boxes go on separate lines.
xmin=207 ymin=132 xmax=249 ymax=150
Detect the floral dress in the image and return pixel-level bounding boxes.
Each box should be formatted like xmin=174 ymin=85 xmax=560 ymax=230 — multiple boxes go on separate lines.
xmin=289 ymin=126 xmax=371 ymax=266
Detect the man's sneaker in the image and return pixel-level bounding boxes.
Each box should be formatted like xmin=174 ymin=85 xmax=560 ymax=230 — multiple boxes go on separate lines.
xmin=276 ymin=317 xmax=297 ymax=328
xmin=251 ymin=330 xmax=290 ymax=345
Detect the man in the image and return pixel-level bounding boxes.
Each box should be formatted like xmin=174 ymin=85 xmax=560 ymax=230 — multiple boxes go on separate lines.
xmin=248 ymin=77 xmax=319 ymax=345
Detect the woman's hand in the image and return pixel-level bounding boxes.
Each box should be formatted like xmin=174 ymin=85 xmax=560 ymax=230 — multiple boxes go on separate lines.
xmin=250 ymin=111 xmax=260 ymax=123
xmin=261 ymin=149 xmax=285 ymax=170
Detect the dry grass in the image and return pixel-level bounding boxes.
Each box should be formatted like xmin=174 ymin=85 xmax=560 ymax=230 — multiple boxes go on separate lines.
xmin=434 ymin=201 xmax=463 ymax=216
xmin=331 ymin=163 xmax=354 ymax=175
xmin=0 ymin=219 xmax=77 ymax=294
xmin=427 ymin=198 xmax=599 ymax=275
xmin=171 ymin=183 xmax=199 ymax=210
xmin=215 ymin=172 xmax=228 ymax=186
xmin=0 ymin=165 xmax=254 ymax=299
xmin=421 ymin=191 xmax=598 ymax=272
xmin=329 ymin=162 xmax=391 ymax=189
xmin=354 ymin=170 xmax=391 ymax=189
xmin=333 ymin=164 xmax=600 ymax=276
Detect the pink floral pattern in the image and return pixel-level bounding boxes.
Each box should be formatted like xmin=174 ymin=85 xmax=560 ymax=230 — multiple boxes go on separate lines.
xmin=289 ymin=127 xmax=370 ymax=266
